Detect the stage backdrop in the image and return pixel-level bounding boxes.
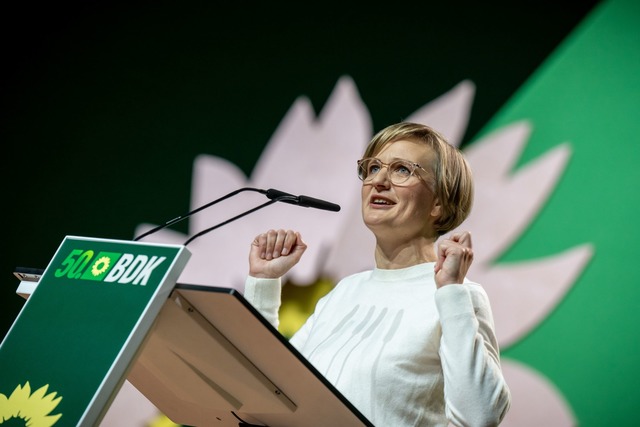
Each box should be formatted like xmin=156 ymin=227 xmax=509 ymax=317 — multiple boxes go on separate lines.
xmin=2 ymin=1 xmax=638 ymax=426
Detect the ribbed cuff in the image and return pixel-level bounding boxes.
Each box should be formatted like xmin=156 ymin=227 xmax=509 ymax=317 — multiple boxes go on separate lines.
xmin=435 ymin=284 xmax=474 ymax=320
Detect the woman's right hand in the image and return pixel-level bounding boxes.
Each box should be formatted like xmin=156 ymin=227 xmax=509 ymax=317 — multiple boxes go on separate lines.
xmin=249 ymin=229 xmax=307 ymax=279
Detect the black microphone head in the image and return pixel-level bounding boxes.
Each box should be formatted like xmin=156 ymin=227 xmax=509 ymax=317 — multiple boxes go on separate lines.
xmin=266 ymin=188 xmax=340 ymax=212
xmin=298 ymin=195 xmax=341 ymax=212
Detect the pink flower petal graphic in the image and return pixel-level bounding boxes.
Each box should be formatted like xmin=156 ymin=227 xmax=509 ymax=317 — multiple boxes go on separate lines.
xmin=470 ymin=244 xmax=593 ymax=347
xmin=500 ymin=359 xmax=577 ymax=427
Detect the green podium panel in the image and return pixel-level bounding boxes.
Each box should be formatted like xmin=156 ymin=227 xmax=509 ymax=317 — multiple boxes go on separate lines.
xmin=0 ymin=236 xmax=190 ymax=427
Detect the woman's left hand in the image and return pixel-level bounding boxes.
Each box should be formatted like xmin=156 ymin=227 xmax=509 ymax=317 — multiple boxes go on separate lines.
xmin=434 ymin=231 xmax=474 ymax=288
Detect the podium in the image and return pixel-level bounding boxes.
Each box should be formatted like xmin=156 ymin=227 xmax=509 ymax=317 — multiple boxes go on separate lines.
xmin=0 ymin=236 xmax=373 ymax=427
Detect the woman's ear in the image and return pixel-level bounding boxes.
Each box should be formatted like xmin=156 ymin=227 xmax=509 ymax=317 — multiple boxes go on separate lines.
xmin=430 ymin=198 xmax=442 ymax=220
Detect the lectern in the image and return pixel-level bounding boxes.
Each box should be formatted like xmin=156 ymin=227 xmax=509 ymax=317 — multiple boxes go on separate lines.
xmin=0 ymin=236 xmax=373 ymax=427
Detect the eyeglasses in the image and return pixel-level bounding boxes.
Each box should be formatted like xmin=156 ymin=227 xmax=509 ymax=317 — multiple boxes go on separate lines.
xmin=357 ymin=157 xmax=428 ymax=185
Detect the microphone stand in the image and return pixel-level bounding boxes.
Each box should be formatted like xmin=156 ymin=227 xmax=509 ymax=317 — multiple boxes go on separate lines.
xmin=133 ymin=187 xmax=268 ymax=241
xmin=133 ymin=185 xmax=338 ymax=245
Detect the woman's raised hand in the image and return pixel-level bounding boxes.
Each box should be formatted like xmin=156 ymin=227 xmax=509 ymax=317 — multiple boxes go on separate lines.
xmin=434 ymin=231 xmax=474 ymax=288
xmin=249 ymin=229 xmax=308 ymax=279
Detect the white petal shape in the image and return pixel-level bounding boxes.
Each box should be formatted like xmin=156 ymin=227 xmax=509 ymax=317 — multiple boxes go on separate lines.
xmin=500 ymin=359 xmax=577 ymax=427
xmin=461 ymin=122 xmax=574 ymax=264
xmin=322 ymin=203 xmax=376 ymax=280
xmin=252 ymin=75 xmax=372 ymax=187
xmin=324 ymin=81 xmax=476 ymax=280
xmin=406 ymin=79 xmax=475 ymax=147
xmin=449 ymin=120 xmax=595 ymax=346
xmin=189 ymin=155 xmax=255 ymax=233
xmin=470 ymin=244 xmax=594 ymax=347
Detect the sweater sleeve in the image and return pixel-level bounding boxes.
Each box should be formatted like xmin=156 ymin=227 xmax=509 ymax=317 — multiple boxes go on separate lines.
xmin=243 ymin=275 xmax=282 ymax=329
xmin=435 ymin=283 xmax=511 ymax=427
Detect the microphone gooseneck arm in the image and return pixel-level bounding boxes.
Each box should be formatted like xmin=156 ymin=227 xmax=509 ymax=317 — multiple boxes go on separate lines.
xmin=133 ymin=187 xmax=267 ymax=241
xmin=183 ymin=195 xmax=296 ymax=246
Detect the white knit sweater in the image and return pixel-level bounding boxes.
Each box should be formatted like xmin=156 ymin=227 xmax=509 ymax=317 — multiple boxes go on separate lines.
xmin=244 ymin=262 xmax=510 ymax=426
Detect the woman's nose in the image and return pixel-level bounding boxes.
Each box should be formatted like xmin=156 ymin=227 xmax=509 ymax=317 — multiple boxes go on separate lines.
xmin=370 ymin=166 xmax=391 ymax=186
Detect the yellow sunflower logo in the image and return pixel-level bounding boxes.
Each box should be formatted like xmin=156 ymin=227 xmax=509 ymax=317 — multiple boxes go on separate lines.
xmin=91 ymin=256 xmax=111 ymax=277
xmin=0 ymin=382 xmax=62 ymax=426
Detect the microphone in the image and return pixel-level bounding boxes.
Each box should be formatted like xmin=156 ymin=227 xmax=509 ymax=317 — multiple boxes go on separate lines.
xmin=265 ymin=188 xmax=341 ymax=212
xmin=133 ymin=187 xmax=341 ymax=244
xmin=182 ymin=188 xmax=340 ymax=245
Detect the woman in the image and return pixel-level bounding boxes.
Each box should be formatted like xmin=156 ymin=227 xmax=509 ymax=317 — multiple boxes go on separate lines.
xmin=244 ymin=122 xmax=511 ymax=426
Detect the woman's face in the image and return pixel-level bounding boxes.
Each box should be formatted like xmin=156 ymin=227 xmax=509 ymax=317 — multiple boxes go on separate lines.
xmin=360 ymin=139 xmax=440 ymax=241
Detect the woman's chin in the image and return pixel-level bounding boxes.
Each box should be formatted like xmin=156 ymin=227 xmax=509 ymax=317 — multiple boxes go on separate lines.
xmin=363 ymin=217 xmax=391 ymax=230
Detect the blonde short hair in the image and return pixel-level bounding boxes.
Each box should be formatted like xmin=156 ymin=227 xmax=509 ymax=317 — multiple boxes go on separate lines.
xmin=363 ymin=122 xmax=474 ymax=235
